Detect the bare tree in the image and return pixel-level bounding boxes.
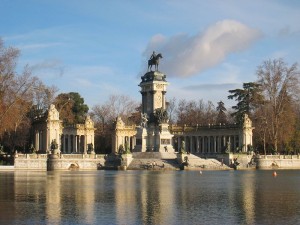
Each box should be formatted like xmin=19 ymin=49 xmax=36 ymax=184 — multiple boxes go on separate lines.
xmin=0 ymin=38 xmax=58 ymax=152
xmin=175 ymin=99 xmax=217 ymax=125
xmin=166 ymin=97 xmax=177 ymax=124
xmin=256 ymin=59 xmax=300 ymax=153
xmin=91 ymin=94 xmax=139 ymax=153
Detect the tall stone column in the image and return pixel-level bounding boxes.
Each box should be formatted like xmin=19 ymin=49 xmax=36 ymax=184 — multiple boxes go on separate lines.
xmin=213 ymin=136 xmax=217 ymax=153
xmin=35 ymin=131 xmax=39 ymax=151
xmin=84 ymin=135 xmax=87 ymax=154
xmin=74 ymin=135 xmax=78 ymax=153
xmin=78 ymin=136 xmax=81 ymax=153
xmin=233 ymin=135 xmax=236 ymax=152
xmin=217 ymin=136 xmax=221 ymax=153
xmin=150 ymin=90 xmax=156 ymax=113
xmin=178 ymin=137 xmax=181 ymax=152
xmin=196 ymin=136 xmax=199 ymax=153
xmin=162 ymin=91 xmax=166 ymax=110
xmin=141 ymin=91 xmax=147 ymax=114
xmin=68 ymin=135 xmax=72 ymax=153
xmin=47 ymin=129 xmax=50 ymax=152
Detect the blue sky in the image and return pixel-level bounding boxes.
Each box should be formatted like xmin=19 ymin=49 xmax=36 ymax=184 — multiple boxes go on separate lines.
xmin=1 ymin=0 xmax=300 ymax=109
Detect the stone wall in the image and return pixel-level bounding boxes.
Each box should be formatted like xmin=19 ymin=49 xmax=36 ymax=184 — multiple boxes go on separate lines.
xmin=15 ymin=154 xmax=106 ymax=171
xmin=14 ymin=154 xmax=48 ymax=170
xmin=255 ymin=155 xmax=300 ymax=169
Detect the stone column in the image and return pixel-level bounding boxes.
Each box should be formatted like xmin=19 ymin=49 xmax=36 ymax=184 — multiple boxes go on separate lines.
xmin=151 ymin=91 xmax=156 ymax=112
xmin=233 ymin=135 xmax=236 ymax=152
xmin=141 ymin=91 xmax=147 ymax=114
xmin=35 ymin=131 xmax=39 ymax=151
xmin=83 ymin=135 xmax=87 ymax=154
xmin=47 ymin=129 xmax=50 ymax=152
xmin=162 ymin=91 xmax=166 ymax=110
xmin=68 ymin=135 xmax=71 ymax=153
xmin=217 ymin=136 xmax=221 ymax=153
xmin=202 ymin=136 xmax=205 ymax=153
xmin=78 ymin=136 xmax=81 ymax=153
xmin=196 ymin=136 xmax=200 ymax=153
xmin=178 ymin=136 xmax=181 ymax=152
xmin=213 ymin=136 xmax=217 ymax=153
xmin=74 ymin=135 xmax=77 ymax=153
xmin=39 ymin=131 xmax=43 ymax=152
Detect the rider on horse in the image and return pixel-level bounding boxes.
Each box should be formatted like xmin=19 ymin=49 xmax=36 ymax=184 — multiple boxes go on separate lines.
xmin=148 ymin=51 xmax=162 ymax=71
xmin=150 ymin=51 xmax=156 ymax=60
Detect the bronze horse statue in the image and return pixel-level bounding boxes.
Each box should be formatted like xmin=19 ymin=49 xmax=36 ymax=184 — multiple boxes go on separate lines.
xmin=148 ymin=53 xmax=163 ymax=71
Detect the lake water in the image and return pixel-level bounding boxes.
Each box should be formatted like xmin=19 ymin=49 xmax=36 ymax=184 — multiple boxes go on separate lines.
xmin=0 ymin=170 xmax=300 ymax=225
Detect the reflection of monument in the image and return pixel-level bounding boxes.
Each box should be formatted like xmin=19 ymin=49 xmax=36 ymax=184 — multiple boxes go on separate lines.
xmin=134 ymin=52 xmax=174 ymax=152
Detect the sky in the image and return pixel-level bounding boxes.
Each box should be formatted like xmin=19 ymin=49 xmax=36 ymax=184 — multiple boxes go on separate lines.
xmin=1 ymin=0 xmax=300 ymax=110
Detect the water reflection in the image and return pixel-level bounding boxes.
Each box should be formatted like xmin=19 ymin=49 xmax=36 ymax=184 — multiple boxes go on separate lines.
xmin=0 ymin=170 xmax=300 ymax=225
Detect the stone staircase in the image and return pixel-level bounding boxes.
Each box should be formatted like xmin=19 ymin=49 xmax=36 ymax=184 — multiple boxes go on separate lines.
xmin=180 ymin=154 xmax=231 ymax=170
xmin=126 ymin=152 xmax=231 ymax=170
xmin=127 ymin=158 xmax=180 ymax=170
xmin=128 ymin=152 xmax=180 ymax=170
xmin=98 ymin=152 xmax=231 ymax=170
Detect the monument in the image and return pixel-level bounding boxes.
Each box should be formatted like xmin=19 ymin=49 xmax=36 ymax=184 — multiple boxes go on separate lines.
xmin=134 ymin=52 xmax=175 ymax=153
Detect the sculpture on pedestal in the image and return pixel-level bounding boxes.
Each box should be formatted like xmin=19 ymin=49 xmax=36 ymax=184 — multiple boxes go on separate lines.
xmin=140 ymin=113 xmax=148 ymax=128
xmin=148 ymin=51 xmax=163 ymax=71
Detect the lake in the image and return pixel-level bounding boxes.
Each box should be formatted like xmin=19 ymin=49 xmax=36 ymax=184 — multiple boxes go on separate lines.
xmin=0 ymin=170 xmax=299 ymax=225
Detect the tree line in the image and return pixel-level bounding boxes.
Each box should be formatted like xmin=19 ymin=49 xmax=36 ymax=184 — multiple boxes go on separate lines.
xmin=1 ymin=38 xmax=300 ymax=155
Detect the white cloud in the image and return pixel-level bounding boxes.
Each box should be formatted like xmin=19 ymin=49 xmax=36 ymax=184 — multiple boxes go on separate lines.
xmin=144 ymin=20 xmax=262 ymax=78
xmin=17 ymin=42 xmax=63 ymax=50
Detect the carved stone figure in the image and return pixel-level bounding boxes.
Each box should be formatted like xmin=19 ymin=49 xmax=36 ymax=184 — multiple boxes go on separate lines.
xmin=140 ymin=113 xmax=148 ymax=128
xmin=180 ymin=140 xmax=186 ymax=154
xmin=153 ymin=108 xmax=169 ymax=124
xmin=148 ymin=52 xmax=163 ymax=71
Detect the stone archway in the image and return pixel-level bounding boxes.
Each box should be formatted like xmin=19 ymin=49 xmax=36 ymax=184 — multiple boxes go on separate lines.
xmin=68 ymin=163 xmax=79 ymax=170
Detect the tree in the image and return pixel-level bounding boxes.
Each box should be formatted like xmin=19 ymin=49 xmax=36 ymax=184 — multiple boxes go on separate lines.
xmin=166 ymin=97 xmax=177 ymax=124
xmin=175 ymin=99 xmax=216 ymax=125
xmin=228 ymin=82 xmax=263 ymax=123
xmin=69 ymin=92 xmax=89 ymax=123
xmin=91 ymin=94 xmax=139 ymax=153
xmin=216 ymin=101 xmax=227 ymax=124
xmin=256 ymin=59 xmax=300 ymax=153
xmin=0 ymin=38 xmax=58 ymax=153
xmin=53 ymin=92 xmax=89 ymax=124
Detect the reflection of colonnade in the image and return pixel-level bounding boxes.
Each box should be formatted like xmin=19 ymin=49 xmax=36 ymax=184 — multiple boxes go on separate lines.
xmin=32 ymin=104 xmax=95 ymax=153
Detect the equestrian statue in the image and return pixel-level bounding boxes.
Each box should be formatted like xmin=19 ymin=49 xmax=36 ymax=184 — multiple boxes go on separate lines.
xmin=148 ymin=51 xmax=163 ymax=71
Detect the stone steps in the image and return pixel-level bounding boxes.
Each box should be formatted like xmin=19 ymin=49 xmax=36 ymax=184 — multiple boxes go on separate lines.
xmin=128 ymin=158 xmax=180 ymax=170
xmin=132 ymin=152 xmax=177 ymax=159
xmin=181 ymin=154 xmax=231 ymax=170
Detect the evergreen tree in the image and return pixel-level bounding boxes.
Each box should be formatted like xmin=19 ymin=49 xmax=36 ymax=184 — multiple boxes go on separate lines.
xmin=54 ymin=92 xmax=89 ymax=124
xmin=216 ymin=101 xmax=227 ymax=124
xmin=228 ymin=82 xmax=263 ymax=123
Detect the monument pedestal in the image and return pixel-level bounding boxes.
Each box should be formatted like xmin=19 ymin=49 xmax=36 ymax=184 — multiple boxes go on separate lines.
xmin=133 ymin=127 xmax=147 ymax=152
xmin=156 ymin=123 xmax=175 ymax=153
